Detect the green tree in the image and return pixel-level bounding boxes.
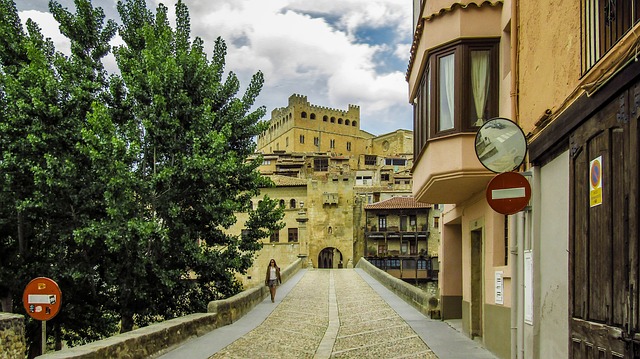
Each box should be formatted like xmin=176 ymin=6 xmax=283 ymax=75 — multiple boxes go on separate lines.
xmin=0 ymin=0 xmax=121 ymax=352
xmin=101 ymin=0 xmax=283 ymax=331
xmin=1 ymin=0 xmax=282 ymax=350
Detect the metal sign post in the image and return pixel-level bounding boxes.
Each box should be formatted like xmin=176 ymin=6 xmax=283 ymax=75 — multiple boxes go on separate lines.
xmin=22 ymin=277 xmax=62 ymax=355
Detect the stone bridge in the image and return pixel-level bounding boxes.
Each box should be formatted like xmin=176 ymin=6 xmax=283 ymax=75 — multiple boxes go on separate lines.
xmin=23 ymin=259 xmax=496 ymax=359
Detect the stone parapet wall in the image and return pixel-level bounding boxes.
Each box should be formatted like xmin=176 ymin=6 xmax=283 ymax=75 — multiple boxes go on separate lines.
xmin=36 ymin=259 xmax=304 ymax=359
xmin=208 ymin=258 xmax=303 ymax=325
xmin=0 ymin=313 xmax=26 ymax=359
xmin=356 ymin=258 xmax=438 ymax=317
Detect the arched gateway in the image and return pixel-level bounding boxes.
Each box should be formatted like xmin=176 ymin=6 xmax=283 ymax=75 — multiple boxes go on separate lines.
xmin=318 ymin=247 xmax=343 ymax=269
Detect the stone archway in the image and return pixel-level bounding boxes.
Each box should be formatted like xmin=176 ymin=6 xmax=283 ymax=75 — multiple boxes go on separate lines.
xmin=318 ymin=247 xmax=343 ymax=269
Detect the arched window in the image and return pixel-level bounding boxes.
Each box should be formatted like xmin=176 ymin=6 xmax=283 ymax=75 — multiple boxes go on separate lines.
xmin=279 ymin=199 xmax=285 ymax=207
xmin=323 ymin=115 xmax=328 ymax=122
xmin=345 ymin=119 xmax=350 ymax=125
xmin=338 ymin=118 xmax=343 ymax=124
xmin=352 ymin=121 xmax=357 ymax=127
xmin=301 ymin=111 xmax=307 ymax=118
xmin=310 ymin=113 xmax=316 ymax=119
xmin=330 ymin=117 xmax=335 ymax=123
xmin=290 ymin=199 xmax=296 ymax=208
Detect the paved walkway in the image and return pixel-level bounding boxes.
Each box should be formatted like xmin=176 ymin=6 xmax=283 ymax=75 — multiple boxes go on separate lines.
xmin=159 ymin=269 xmax=497 ymax=359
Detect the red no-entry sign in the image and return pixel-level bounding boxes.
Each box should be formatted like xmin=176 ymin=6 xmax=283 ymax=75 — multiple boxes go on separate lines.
xmin=486 ymin=172 xmax=531 ymax=215
xmin=22 ymin=277 xmax=62 ymax=321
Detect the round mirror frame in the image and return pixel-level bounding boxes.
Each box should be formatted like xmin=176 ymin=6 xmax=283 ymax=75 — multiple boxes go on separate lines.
xmin=474 ymin=117 xmax=528 ymax=173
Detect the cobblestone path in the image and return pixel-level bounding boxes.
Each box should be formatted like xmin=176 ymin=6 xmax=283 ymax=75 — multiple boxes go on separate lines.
xmin=209 ymin=269 xmax=437 ymax=359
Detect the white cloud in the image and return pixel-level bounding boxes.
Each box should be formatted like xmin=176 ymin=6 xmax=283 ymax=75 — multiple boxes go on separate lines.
xmin=17 ymin=0 xmax=414 ymax=135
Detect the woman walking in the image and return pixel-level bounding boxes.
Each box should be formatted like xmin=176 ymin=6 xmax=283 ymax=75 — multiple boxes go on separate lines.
xmin=265 ymin=259 xmax=282 ymax=302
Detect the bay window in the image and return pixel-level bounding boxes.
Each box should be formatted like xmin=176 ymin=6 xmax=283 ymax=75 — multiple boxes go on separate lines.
xmin=413 ymin=38 xmax=499 ymax=157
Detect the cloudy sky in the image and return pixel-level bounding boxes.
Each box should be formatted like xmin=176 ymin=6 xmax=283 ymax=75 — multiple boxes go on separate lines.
xmin=15 ymin=0 xmax=413 ymax=136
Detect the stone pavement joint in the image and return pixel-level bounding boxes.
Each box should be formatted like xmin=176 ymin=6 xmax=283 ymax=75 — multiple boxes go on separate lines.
xmin=161 ymin=268 xmax=498 ymax=359
xmin=314 ymin=271 xmax=339 ymax=358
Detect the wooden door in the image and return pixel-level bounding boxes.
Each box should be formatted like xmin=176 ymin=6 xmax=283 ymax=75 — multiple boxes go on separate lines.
xmin=570 ymin=84 xmax=640 ymax=358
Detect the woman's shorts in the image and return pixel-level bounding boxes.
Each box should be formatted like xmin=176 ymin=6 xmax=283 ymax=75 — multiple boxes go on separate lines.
xmin=267 ymin=279 xmax=279 ymax=287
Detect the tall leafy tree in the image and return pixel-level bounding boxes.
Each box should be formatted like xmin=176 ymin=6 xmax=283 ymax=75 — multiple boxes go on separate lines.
xmin=0 ymin=0 xmax=121 ymax=352
xmin=1 ymin=0 xmax=282 ymax=351
xmin=101 ymin=0 xmax=283 ymax=331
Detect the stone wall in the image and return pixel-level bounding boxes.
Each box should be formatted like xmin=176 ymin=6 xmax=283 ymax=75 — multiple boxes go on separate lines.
xmin=356 ymin=257 xmax=439 ymax=318
xmin=0 ymin=313 xmax=26 ymax=359
xmin=36 ymin=259 xmax=303 ymax=359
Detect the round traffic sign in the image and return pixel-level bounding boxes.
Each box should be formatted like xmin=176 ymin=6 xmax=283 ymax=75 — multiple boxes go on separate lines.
xmin=486 ymin=172 xmax=531 ymax=215
xmin=22 ymin=277 xmax=62 ymax=321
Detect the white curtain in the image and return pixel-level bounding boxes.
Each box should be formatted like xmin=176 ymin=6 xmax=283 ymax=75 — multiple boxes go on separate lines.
xmin=439 ymin=54 xmax=455 ymax=131
xmin=471 ymin=51 xmax=490 ymax=126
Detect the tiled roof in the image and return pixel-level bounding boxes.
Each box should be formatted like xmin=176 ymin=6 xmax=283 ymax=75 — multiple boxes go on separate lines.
xmin=365 ymin=197 xmax=432 ymax=210
xmin=267 ymin=175 xmax=307 ymax=187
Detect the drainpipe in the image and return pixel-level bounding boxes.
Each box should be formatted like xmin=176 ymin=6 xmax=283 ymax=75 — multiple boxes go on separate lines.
xmin=517 ymin=211 xmax=525 ymax=359
xmin=510 ymin=0 xmax=521 ymax=357
xmin=510 ymin=214 xmax=518 ymax=359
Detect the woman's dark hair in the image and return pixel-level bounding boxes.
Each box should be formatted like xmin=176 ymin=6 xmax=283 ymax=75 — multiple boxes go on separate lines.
xmin=269 ymin=259 xmax=277 ymax=267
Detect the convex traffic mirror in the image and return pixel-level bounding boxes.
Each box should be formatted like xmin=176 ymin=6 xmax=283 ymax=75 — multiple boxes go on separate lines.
xmin=475 ymin=117 xmax=527 ymax=173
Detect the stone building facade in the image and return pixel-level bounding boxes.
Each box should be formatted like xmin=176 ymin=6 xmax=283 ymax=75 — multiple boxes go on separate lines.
xmin=230 ymin=94 xmax=434 ymax=289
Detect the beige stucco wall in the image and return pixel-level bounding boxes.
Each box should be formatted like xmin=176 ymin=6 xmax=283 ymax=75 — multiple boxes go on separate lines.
xmin=517 ymin=0 xmax=581 ymax=134
xmin=459 ymin=194 xmax=512 ymax=308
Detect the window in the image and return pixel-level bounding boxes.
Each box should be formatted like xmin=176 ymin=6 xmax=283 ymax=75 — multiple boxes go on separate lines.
xmin=385 ymin=158 xmax=407 ymax=166
xmin=288 ymin=228 xmax=298 ymax=242
xmin=355 ymin=176 xmax=372 ymax=186
xmin=380 ymin=173 xmax=390 ymax=181
xmin=330 ymin=139 xmax=335 ymax=149
xmin=346 ymin=142 xmax=351 ymax=151
xmin=310 ymin=113 xmax=316 ymax=119
xmin=290 ymin=199 xmax=296 ymax=208
xmin=270 ymin=231 xmax=279 ymax=243
xmin=365 ymin=155 xmax=377 ymax=166
xmin=417 ymin=259 xmax=428 ymax=270
xmin=438 ymin=53 xmax=455 ymax=131
xmin=323 ymin=115 xmax=328 ymax=122
xmin=433 ymin=216 xmax=439 ymax=228
xmin=582 ymin=0 xmax=640 ymax=72
xmin=413 ymin=39 xmax=499 ymax=154
xmin=400 ymin=216 xmax=407 ymax=231
xmin=338 ymin=118 xmax=343 ymax=124
xmin=314 ymin=137 xmax=319 ymax=146
xmin=409 ymin=215 xmax=417 ymax=227
xmin=330 ymin=117 xmax=335 ymax=123
xmin=301 ymin=111 xmax=307 ymax=118
xmin=300 ymin=135 xmax=304 ymax=144
xmin=314 ymin=158 xmax=328 ymax=171
xmin=378 ymin=215 xmax=387 ymax=231
xmin=279 ymin=199 xmax=285 ymax=207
